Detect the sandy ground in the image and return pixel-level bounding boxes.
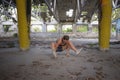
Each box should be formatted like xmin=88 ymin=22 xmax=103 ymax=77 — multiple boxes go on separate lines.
xmin=0 ymin=39 xmax=120 ymax=80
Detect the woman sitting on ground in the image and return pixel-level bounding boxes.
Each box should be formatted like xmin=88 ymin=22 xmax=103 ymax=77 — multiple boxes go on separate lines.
xmin=51 ymin=35 xmax=83 ymax=58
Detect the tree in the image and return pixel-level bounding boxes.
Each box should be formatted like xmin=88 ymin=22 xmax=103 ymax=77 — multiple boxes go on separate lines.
xmin=112 ymin=8 xmax=120 ymax=21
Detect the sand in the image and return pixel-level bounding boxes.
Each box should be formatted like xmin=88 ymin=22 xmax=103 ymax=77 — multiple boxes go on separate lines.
xmin=0 ymin=39 xmax=120 ymax=80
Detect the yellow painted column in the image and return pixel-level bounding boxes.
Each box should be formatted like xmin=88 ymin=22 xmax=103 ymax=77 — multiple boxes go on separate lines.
xmin=16 ymin=0 xmax=30 ymax=50
xmin=99 ymin=0 xmax=112 ymax=50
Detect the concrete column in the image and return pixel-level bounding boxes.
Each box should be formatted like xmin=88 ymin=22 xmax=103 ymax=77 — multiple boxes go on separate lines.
xmin=73 ymin=24 xmax=77 ymax=34
xmin=16 ymin=0 xmax=30 ymax=50
xmin=99 ymin=0 xmax=112 ymax=51
xmin=57 ymin=23 xmax=62 ymax=38
xmin=115 ymin=19 xmax=120 ymax=40
xmin=116 ymin=29 xmax=120 ymax=40
xmin=42 ymin=23 xmax=47 ymax=32
xmin=88 ymin=23 xmax=92 ymax=32
xmin=0 ymin=22 xmax=3 ymax=33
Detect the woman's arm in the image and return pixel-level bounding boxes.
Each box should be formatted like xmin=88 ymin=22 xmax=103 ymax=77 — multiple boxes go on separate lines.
xmin=55 ymin=38 xmax=62 ymax=48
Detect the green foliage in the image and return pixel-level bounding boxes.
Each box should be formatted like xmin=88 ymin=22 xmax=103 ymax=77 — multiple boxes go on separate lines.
xmin=3 ymin=25 xmax=10 ymax=33
xmin=40 ymin=5 xmax=48 ymax=12
xmin=92 ymin=27 xmax=98 ymax=32
xmin=112 ymin=8 xmax=120 ymax=21
xmin=13 ymin=33 xmax=18 ymax=38
xmin=63 ymin=28 xmax=72 ymax=32
xmin=66 ymin=28 xmax=72 ymax=32
xmin=111 ymin=25 xmax=116 ymax=32
xmin=77 ymin=26 xmax=87 ymax=32
xmin=33 ymin=27 xmax=41 ymax=32
xmin=48 ymin=29 xmax=56 ymax=32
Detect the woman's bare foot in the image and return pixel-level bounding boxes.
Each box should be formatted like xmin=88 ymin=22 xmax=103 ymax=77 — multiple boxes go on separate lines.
xmin=76 ymin=48 xmax=83 ymax=55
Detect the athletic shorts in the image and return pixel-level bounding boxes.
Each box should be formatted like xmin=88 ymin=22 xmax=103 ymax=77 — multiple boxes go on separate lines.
xmin=56 ymin=45 xmax=63 ymax=52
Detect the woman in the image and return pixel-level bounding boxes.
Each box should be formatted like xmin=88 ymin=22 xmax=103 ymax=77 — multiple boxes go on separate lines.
xmin=51 ymin=35 xmax=83 ymax=58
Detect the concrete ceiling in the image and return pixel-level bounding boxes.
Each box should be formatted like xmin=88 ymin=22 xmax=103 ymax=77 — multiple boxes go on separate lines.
xmin=42 ymin=0 xmax=120 ymax=23
xmin=43 ymin=0 xmax=100 ymax=23
xmin=0 ymin=0 xmax=120 ymax=23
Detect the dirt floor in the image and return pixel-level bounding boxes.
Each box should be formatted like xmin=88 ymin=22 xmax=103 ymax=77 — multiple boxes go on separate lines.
xmin=0 ymin=39 xmax=120 ymax=80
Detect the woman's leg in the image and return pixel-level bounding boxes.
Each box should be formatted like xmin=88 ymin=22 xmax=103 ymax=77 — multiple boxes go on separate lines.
xmin=68 ymin=41 xmax=82 ymax=55
xmin=51 ymin=42 xmax=56 ymax=51
xmin=68 ymin=41 xmax=77 ymax=52
xmin=51 ymin=42 xmax=57 ymax=58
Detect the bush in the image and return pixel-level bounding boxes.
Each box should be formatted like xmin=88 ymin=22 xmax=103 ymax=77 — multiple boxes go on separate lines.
xmin=13 ymin=33 xmax=18 ymax=38
xmin=77 ymin=26 xmax=87 ymax=32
